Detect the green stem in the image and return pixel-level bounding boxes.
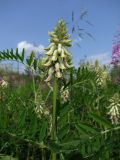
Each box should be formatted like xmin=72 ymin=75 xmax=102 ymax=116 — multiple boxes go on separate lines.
xmin=42 ymin=148 xmax=46 ymax=160
xmin=51 ymin=77 xmax=57 ymax=160
xmin=32 ymin=71 xmax=37 ymax=104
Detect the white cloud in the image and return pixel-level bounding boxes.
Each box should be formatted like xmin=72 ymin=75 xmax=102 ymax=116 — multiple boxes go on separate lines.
xmin=17 ymin=41 xmax=44 ymax=58
xmin=16 ymin=41 xmax=45 ymax=73
xmin=86 ymin=52 xmax=111 ymax=65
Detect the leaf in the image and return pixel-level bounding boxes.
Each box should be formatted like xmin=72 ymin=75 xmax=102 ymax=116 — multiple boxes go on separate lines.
xmin=14 ymin=48 xmax=24 ymax=62
xmin=76 ymin=124 xmax=89 ymax=136
xmin=21 ymin=48 xmax=25 ymax=62
xmin=89 ymin=113 xmax=113 ymax=128
xmin=26 ymin=52 xmax=35 ymax=66
xmin=48 ymin=141 xmax=61 ymax=153
xmin=17 ymin=109 xmax=26 ymax=129
xmin=10 ymin=49 xmax=17 ymax=59
xmin=0 ymin=53 xmax=4 ymax=60
xmin=29 ymin=114 xmax=38 ymax=137
xmin=0 ymin=155 xmax=17 ymax=160
xmin=58 ymin=124 xmax=69 ymax=139
xmin=39 ymin=120 xmax=48 ymax=142
xmin=78 ymin=123 xmax=99 ymax=134
xmin=3 ymin=51 xmax=10 ymax=59
xmin=58 ymin=104 xmax=70 ymax=126
xmin=26 ymin=58 xmax=31 ymax=66
xmin=15 ymin=48 xmax=19 ymax=60
xmin=33 ymin=59 xmax=38 ymax=70
xmin=59 ymin=140 xmax=81 ymax=152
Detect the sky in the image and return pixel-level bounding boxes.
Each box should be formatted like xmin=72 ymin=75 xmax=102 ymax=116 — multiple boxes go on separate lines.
xmin=0 ymin=0 xmax=120 ymax=68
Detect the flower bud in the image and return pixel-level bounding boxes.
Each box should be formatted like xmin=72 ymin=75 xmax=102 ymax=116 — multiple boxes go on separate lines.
xmin=44 ymin=43 xmax=55 ymax=51
xmin=51 ymin=50 xmax=58 ymax=61
xmin=61 ymin=49 xmax=66 ymax=58
xmin=55 ymin=62 xmax=60 ymax=71
xmin=45 ymin=74 xmax=52 ymax=82
xmin=65 ymin=60 xmax=72 ymax=68
xmin=62 ymin=47 xmax=70 ymax=56
xmin=44 ymin=60 xmax=51 ymax=67
xmin=60 ymin=63 xmax=66 ymax=70
xmin=58 ymin=44 xmax=62 ymax=53
xmin=55 ymin=71 xmax=62 ymax=78
xmin=48 ymin=67 xmax=54 ymax=75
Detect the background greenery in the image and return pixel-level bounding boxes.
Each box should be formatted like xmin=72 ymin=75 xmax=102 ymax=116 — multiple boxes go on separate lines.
xmin=0 ymin=58 xmax=120 ymax=160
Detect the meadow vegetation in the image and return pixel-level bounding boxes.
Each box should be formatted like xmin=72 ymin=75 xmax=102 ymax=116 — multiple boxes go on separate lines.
xmin=0 ymin=20 xmax=120 ymax=160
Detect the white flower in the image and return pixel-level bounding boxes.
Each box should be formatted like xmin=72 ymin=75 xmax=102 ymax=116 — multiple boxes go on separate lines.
xmin=43 ymin=19 xmax=72 ymax=82
xmin=107 ymin=93 xmax=120 ymax=125
xmin=0 ymin=80 xmax=8 ymax=88
xmin=34 ymin=105 xmax=43 ymax=118
xmin=60 ymin=86 xmax=70 ymax=103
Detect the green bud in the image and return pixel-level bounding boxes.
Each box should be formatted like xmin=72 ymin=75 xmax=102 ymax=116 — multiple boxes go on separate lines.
xmin=48 ymin=67 xmax=54 ymax=75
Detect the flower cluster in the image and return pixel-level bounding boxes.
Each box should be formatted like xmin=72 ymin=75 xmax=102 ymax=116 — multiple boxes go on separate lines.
xmin=96 ymin=70 xmax=108 ymax=87
xmin=111 ymin=43 xmax=120 ymax=65
xmin=34 ymin=94 xmax=50 ymax=118
xmin=107 ymin=93 xmax=120 ymax=125
xmin=60 ymin=86 xmax=70 ymax=103
xmin=43 ymin=19 xmax=72 ymax=82
xmin=94 ymin=62 xmax=109 ymax=87
xmin=0 ymin=77 xmax=8 ymax=88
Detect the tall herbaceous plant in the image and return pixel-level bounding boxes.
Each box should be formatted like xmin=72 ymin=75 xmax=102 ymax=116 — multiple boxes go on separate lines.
xmin=43 ymin=19 xmax=72 ymax=160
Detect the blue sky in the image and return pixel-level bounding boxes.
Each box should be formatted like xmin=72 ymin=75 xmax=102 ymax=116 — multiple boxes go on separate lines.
xmin=0 ymin=0 xmax=120 ymax=67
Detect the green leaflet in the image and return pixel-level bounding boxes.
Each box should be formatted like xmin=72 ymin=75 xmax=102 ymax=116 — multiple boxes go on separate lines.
xmin=58 ymin=103 xmax=70 ymax=126
xmin=77 ymin=123 xmax=99 ymax=134
xmin=89 ymin=113 xmax=113 ymax=128
xmin=0 ymin=48 xmax=38 ymax=71
xmin=17 ymin=109 xmax=26 ymax=129
xmin=58 ymin=124 xmax=70 ymax=139
xmin=10 ymin=49 xmax=17 ymax=59
xmin=0 ymin=155 xmax=17 ymax=160
xmin=29 ymin=114 xmax=38 ymax=138
xmin=15 ymin=48 xmax=25 ymax=62
xmin=39 ymin=119 xmax=48 ymax=142
xmin=21 ymin=48 xmax=25 ymax=62
xmin=76 ymin=124 xmax=90 ymax=136
xmin=33 ymin=59 xmax=38 ymax=70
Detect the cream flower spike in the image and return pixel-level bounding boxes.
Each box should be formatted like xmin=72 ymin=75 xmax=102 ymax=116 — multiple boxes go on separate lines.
xmin=108 ymin=93 xmax=120 ymax=125
xmin=43 ymin=19 xmax=73 ymax=82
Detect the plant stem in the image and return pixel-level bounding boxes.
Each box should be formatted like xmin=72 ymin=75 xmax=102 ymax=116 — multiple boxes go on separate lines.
xmin=42 ymin=148 xmax=46 ymax=160
xmin=32 ymin=71 xmax=37 ymax=104
xmin=51 ymin=77 xmax=57 ymax=160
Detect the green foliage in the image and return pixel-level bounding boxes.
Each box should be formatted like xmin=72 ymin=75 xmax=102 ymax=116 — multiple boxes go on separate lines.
xmin=0 ymin=20 xmax=120 ymax=160
xmin=0 ymin=61 xmax=120 ymax=159
xmin=0 ymin=49 xmax=38 ymax=71
xmin=0 ymin=155 xmax=17 ymax=160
